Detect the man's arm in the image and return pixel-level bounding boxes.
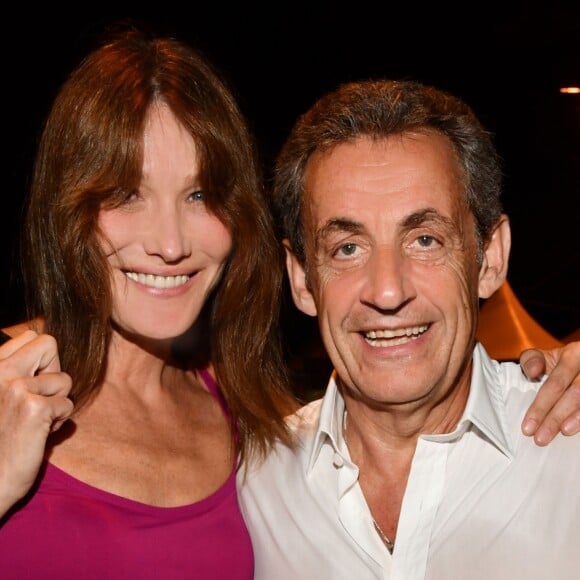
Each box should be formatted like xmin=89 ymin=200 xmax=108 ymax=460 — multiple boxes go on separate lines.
xmin=519 ymin=341 xmax=580 ymax=445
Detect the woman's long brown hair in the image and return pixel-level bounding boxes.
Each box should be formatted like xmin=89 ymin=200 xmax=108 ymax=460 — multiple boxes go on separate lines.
xmin=22 ymin=25 xmax=297 ymax=465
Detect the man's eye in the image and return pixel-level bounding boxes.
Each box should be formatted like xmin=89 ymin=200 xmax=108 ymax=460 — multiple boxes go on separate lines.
xmin=337 ymin=243 xmax=358 ymax=257
xmin=417 ymin=235 xmax=437 ymax=248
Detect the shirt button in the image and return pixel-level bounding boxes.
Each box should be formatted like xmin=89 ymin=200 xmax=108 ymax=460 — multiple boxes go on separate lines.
xmin=333 ymin=452 xmax=345 ymax=468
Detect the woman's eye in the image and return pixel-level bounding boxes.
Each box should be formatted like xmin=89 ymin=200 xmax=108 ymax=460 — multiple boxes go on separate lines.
xmin=120 ymin=190 xmax=139 ymax=204
xmin=189 ymin=190 xmax=204 ymax=202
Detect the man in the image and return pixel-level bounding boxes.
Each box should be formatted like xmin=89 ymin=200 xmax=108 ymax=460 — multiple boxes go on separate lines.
xmin=239 ymin=79 xmax=580 ymax=579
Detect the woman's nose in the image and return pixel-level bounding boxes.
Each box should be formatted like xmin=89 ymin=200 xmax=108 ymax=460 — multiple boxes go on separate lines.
xmin=142 ymin=205 xmax=190 ymax=262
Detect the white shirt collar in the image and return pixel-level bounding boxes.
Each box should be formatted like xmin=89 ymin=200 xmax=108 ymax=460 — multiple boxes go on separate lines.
xmin=306 ymin=342 xmax=514 ymax=474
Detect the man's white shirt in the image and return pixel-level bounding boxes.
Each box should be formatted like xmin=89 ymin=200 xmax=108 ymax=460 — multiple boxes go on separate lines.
xmin=239 ymin=343 xmax=580 ymax=580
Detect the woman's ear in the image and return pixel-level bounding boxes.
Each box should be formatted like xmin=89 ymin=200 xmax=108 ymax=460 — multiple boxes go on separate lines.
xmin=478 ymin=214 xmax=511 ymax=299
xmin=283 ymin=240 xmax=318 ymax=317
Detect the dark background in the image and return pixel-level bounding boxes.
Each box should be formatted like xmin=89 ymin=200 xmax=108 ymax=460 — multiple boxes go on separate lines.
xmin=2 ymin=3 xmax=578 ymax=350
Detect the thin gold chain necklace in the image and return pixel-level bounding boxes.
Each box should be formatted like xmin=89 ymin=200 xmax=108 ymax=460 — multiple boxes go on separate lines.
xmin=372 ymin=519 xmax=395 ymax=553
xmin=343 ymin=410 xmax=395 ymax=554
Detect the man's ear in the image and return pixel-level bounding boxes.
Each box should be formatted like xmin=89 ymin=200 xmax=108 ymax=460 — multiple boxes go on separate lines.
xmin=283 ymin=240 xmax=318 ymax=317
xmin=478 ymin=214 xmax=511 ymax=299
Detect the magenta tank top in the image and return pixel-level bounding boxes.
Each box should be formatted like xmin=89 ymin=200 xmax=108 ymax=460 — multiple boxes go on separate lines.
xmin=0 ymin=369 xmax=253 ymax=579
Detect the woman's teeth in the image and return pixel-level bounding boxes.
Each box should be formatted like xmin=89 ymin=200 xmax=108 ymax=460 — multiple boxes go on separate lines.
xmin=125 ymin=272 xmax=190 ymax=289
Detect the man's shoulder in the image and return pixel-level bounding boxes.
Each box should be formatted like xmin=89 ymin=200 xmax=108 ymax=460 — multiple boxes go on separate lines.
xmin=475 ymin=343 xmax=546 ymax=398
xmin=285 ymin=398 xmax=324 ymax=431
xmin=238 ymin=402 xmax=318 ymax=500
xmin=496 ymin=359 xmax=544 ymax=388
xmin=242 ymin=399 xmax=324 ymax=482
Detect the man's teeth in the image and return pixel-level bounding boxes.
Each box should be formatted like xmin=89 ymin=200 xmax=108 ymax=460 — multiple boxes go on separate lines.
xmin=365 ymin=325 xmax=428 ymax=346
xmin=125 ymin=272 xmax=190 ymax=289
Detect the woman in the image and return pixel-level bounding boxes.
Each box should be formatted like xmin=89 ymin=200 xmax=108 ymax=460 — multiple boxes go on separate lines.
xmin=0 ymin=26 xmax=295 ymax=578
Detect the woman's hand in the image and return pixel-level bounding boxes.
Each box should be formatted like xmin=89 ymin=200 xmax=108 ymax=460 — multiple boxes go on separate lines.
xmin=0 ymin=330 xmax=73 ymax=517
xmin=520 ymin=341 xmax=580 ymax=445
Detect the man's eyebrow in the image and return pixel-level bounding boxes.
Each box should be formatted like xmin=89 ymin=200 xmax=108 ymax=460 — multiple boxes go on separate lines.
xmin=402 ymin=208 xmax=453 ymax=229
xmin=319 ymin=209 xmax=451 ymax=231
xmin=316 ymin=218 xmax=364 ymax=241
xmin=313 ymin=209 xmax=455 ymax=246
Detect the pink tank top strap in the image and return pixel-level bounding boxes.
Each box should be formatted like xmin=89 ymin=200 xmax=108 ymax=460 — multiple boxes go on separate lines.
xmin=198 ymin=368 xmax=231 ymax=419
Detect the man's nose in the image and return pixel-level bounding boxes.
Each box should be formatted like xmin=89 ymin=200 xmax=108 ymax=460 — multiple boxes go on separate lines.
xmin=359 ymin=246 xmax=415 ymax=311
